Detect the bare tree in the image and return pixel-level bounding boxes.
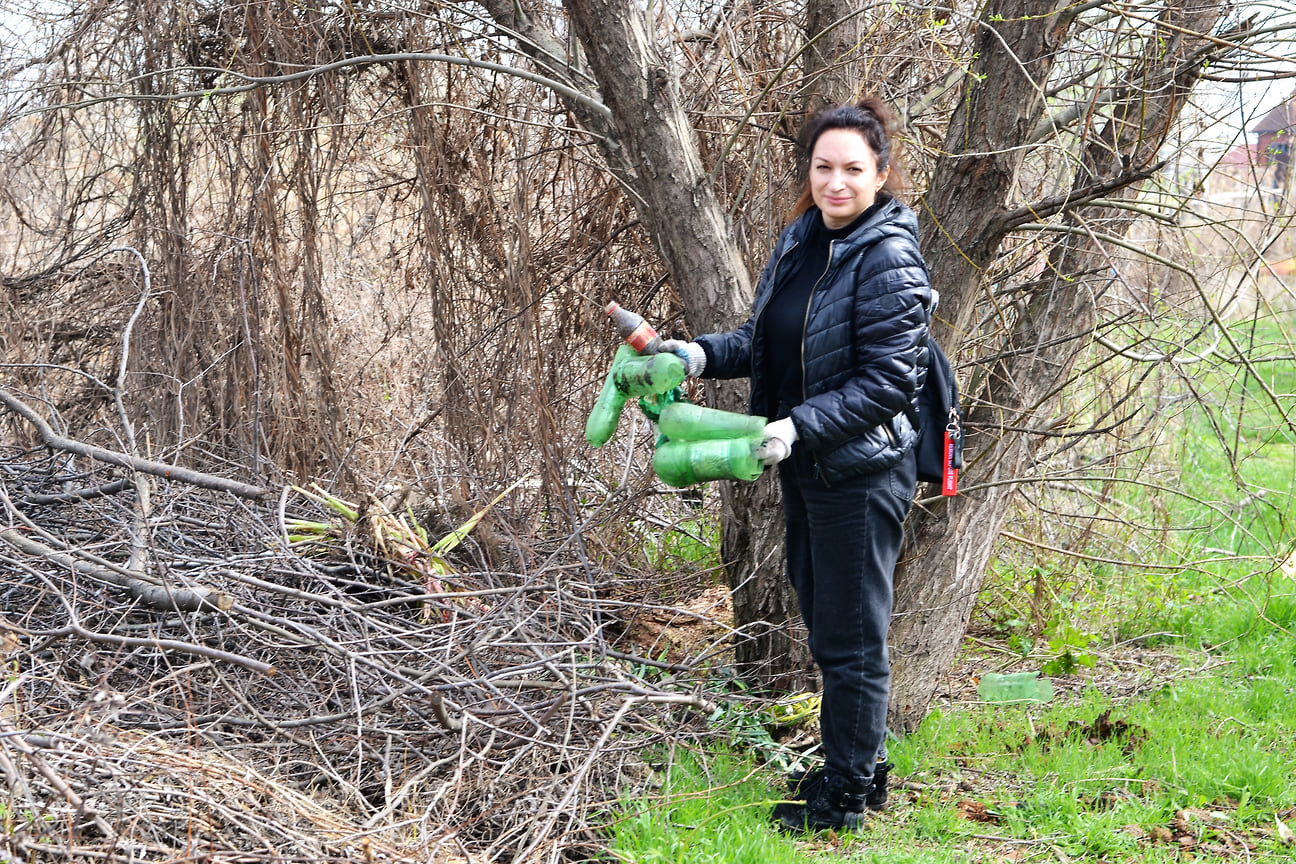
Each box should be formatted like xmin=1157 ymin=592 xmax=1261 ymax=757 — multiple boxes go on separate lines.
xmin=2 ymin=0 xmax=1292 ymax=765
xmin=466 ymin=0 xmax=1284 ymax=717
xmin=890 ymin=0 xmax=1261 ymax=730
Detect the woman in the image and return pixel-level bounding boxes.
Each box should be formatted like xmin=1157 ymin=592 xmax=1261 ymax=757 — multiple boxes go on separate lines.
xmin=660 ymin=97 xmax=931 ymax=833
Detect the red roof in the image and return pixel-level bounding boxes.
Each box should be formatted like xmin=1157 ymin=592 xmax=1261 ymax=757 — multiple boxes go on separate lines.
xmin=1219 ymin=144 xmax=1261 ymax=167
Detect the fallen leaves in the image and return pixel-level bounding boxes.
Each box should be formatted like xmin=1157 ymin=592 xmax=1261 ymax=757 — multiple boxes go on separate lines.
xmin=1124 ymin=807 xmax=1274 ymax=856
xmin=955 ymin=798 xmax=1013 ymax=825
xmin=1036 ymin=709 xmax=1148 ymax=755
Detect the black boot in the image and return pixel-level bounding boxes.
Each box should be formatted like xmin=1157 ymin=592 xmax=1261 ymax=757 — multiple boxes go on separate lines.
xmin=865 ymin=761 xmax=892 ymax=811
xmin=773 ymin=771 xmax=870 ymax=834
xmin=786 ymin=766 xmax=825 ymax=800
xmin=790 ymin=761 xmax=890 ymax=810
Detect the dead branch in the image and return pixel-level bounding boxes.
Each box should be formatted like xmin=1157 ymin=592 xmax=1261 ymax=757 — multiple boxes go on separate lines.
xmin=0 ymin=387 xmax=271 ymax=499
xmin=0 ymin=445 xmax=729 ymax=861
xmin=0 ymin=718 xmax=116 ymax=839
xmin=0 ymin=526 xmax=234 ymax=614
xmin=25 ymin=477 xmax=133 ymax=504
xmin=40 ymin=621 xmax=275 ymax=677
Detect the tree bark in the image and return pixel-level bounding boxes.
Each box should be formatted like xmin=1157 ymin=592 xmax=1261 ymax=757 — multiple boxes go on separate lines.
xmin=801 ymin=0 xmax=864 ymax=115
xmin=558 ymin=0 xmax=749 ymax=329
xmin=889 ymin=0 xmax=1228 ymax=732
xmin=481 ymin=0 xmax=812 ymax=686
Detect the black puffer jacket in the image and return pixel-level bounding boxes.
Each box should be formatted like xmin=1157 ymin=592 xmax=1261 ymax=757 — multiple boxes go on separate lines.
xmin=696 ymin=197 xmax=932 ymax=485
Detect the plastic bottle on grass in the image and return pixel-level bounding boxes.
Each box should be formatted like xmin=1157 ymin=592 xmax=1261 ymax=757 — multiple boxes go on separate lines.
xmin=977 ymin=671 xmax=1053 ymax=705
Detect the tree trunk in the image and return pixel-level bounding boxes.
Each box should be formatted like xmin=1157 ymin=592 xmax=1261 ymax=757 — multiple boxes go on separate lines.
xmin=563 ymin=0 xmax=813 ymax=687
xmin=886 ymin=0 xmax=1076 ymax=731
xmin=485 ymin=0 xmax=813 ymax=685
xmin=889 ymin=0 xmax=1228 ymax=732
xmin=558 ymin=0 xmax=752 ymax=331
xmin=801 ymin=0 xmax=864 ymax=116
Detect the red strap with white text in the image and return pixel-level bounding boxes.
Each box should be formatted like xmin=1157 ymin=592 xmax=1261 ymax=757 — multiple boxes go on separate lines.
xmin=942 ymin=408 xmax=962 ymax=497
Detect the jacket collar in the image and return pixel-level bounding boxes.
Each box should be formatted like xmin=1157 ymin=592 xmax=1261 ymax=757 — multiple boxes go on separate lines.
xmin=790 ymin=195 xmax=916 ymax=249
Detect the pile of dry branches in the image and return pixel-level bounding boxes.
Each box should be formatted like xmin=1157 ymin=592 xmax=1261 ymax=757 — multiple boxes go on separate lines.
xmin=0 ymin=420 xmax=730 ymax=863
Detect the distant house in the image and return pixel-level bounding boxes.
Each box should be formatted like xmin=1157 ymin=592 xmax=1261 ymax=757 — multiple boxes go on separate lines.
xmin=1253 ymin=88 xmax=1294 ymax=188
xmin=1210 ymin=89 xmax=1295 ymax=201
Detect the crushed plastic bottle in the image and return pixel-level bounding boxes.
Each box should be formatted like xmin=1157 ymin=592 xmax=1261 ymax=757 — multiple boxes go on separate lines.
xmin=652 ymin=436 xmax=764 ymax=487
xmin=977 ymin=671 xmax=1053 ymax=705
xmin=657 ymin=401 xmax=766 ymax=442
xmin=585 ymin=345 xmax=687 ymax=448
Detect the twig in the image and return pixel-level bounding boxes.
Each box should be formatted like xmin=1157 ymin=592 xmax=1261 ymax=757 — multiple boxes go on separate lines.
xmin=37 ymin=621 xmax=274 ymax=676
xmin=25 ymin=477 xmax=133 ymax=505
xmin=430 ymin=691 xmax=463 ymax=732
xmin=22 ymin=52 xmax=612 ymax=123
xmin=510 ymin=697 xmax=637 ymax=864
xmin=0 ymin=718 xmax=117 ymax=838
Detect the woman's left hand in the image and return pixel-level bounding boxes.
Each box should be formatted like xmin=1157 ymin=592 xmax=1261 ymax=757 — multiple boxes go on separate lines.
xmin=755 ymin=417 xmax=798 ymax=465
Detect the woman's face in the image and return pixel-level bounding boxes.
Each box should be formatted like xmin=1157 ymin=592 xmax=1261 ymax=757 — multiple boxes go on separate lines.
xmin=810 ymin=127 xmax=889 ymax=229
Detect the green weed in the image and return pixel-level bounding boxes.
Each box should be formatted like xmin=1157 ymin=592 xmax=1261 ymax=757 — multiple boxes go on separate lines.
xmin=609 ymin=577 xmax=1296 ymax=863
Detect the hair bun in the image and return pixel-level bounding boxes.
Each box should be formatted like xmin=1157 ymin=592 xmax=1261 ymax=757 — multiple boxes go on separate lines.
xmin=854 ymin=97 xmax=894 ymax=133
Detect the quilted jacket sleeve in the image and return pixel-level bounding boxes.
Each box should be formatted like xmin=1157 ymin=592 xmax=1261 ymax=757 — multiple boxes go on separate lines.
xmin=694 ymin=315 xmax=755 ymax=381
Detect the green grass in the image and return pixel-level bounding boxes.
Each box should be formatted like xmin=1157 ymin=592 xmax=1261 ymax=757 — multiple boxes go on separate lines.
xmin=605 ymin=748 xmax=964 ymax=863
xmin=608 ymin=600 xmax=1296 ymax=862
xmin=607 ymin=313 xmax=1296 ymax=862
xmin=1169 ymin=315 xmax=1295 ymax=567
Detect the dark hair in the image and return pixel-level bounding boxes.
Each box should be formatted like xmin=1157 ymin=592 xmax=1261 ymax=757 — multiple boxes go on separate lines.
xmin=788 ymin=96 xmax=907 ymax=222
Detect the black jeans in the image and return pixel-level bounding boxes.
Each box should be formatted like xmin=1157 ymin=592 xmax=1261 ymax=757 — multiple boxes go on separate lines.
xmin=778 ymin=445 xmax=916 ymax=787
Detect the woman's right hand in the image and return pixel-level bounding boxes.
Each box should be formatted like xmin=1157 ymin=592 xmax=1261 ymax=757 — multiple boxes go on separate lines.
xmin=655 ymin=339 xmax=706 ymax=377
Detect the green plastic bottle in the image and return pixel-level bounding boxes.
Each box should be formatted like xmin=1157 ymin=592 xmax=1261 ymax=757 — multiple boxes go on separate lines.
xmin=585 ymin=346 xmax=687 ymax=448
xmin=976 ymin=671 xmax=1053 ymax=705
xmin=658 ymin=402 xmax=766 ymax=441
xmin=612 ymin=351 xmax=686 ymax=397
xmin=652 ymin=436 xmax=764 ymax=487
xmin=585 ymin=355 xmax=632 ymax=448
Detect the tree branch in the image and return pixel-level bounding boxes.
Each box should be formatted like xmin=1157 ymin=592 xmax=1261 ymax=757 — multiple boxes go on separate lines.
xmin=993 ymin=160 xmax=1165 ymax=231
xmin=19 ymin=52 xmax=612 ymax=124
xmin=41 ymin=620 xmax=274 ymax=677
xmin=0 ymin=387 xmax=271 ymax=499
xmin=25 ymin=477 xmax=133 ymax=505
xmin=0 ymin=528 xmax=234 ymax=614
